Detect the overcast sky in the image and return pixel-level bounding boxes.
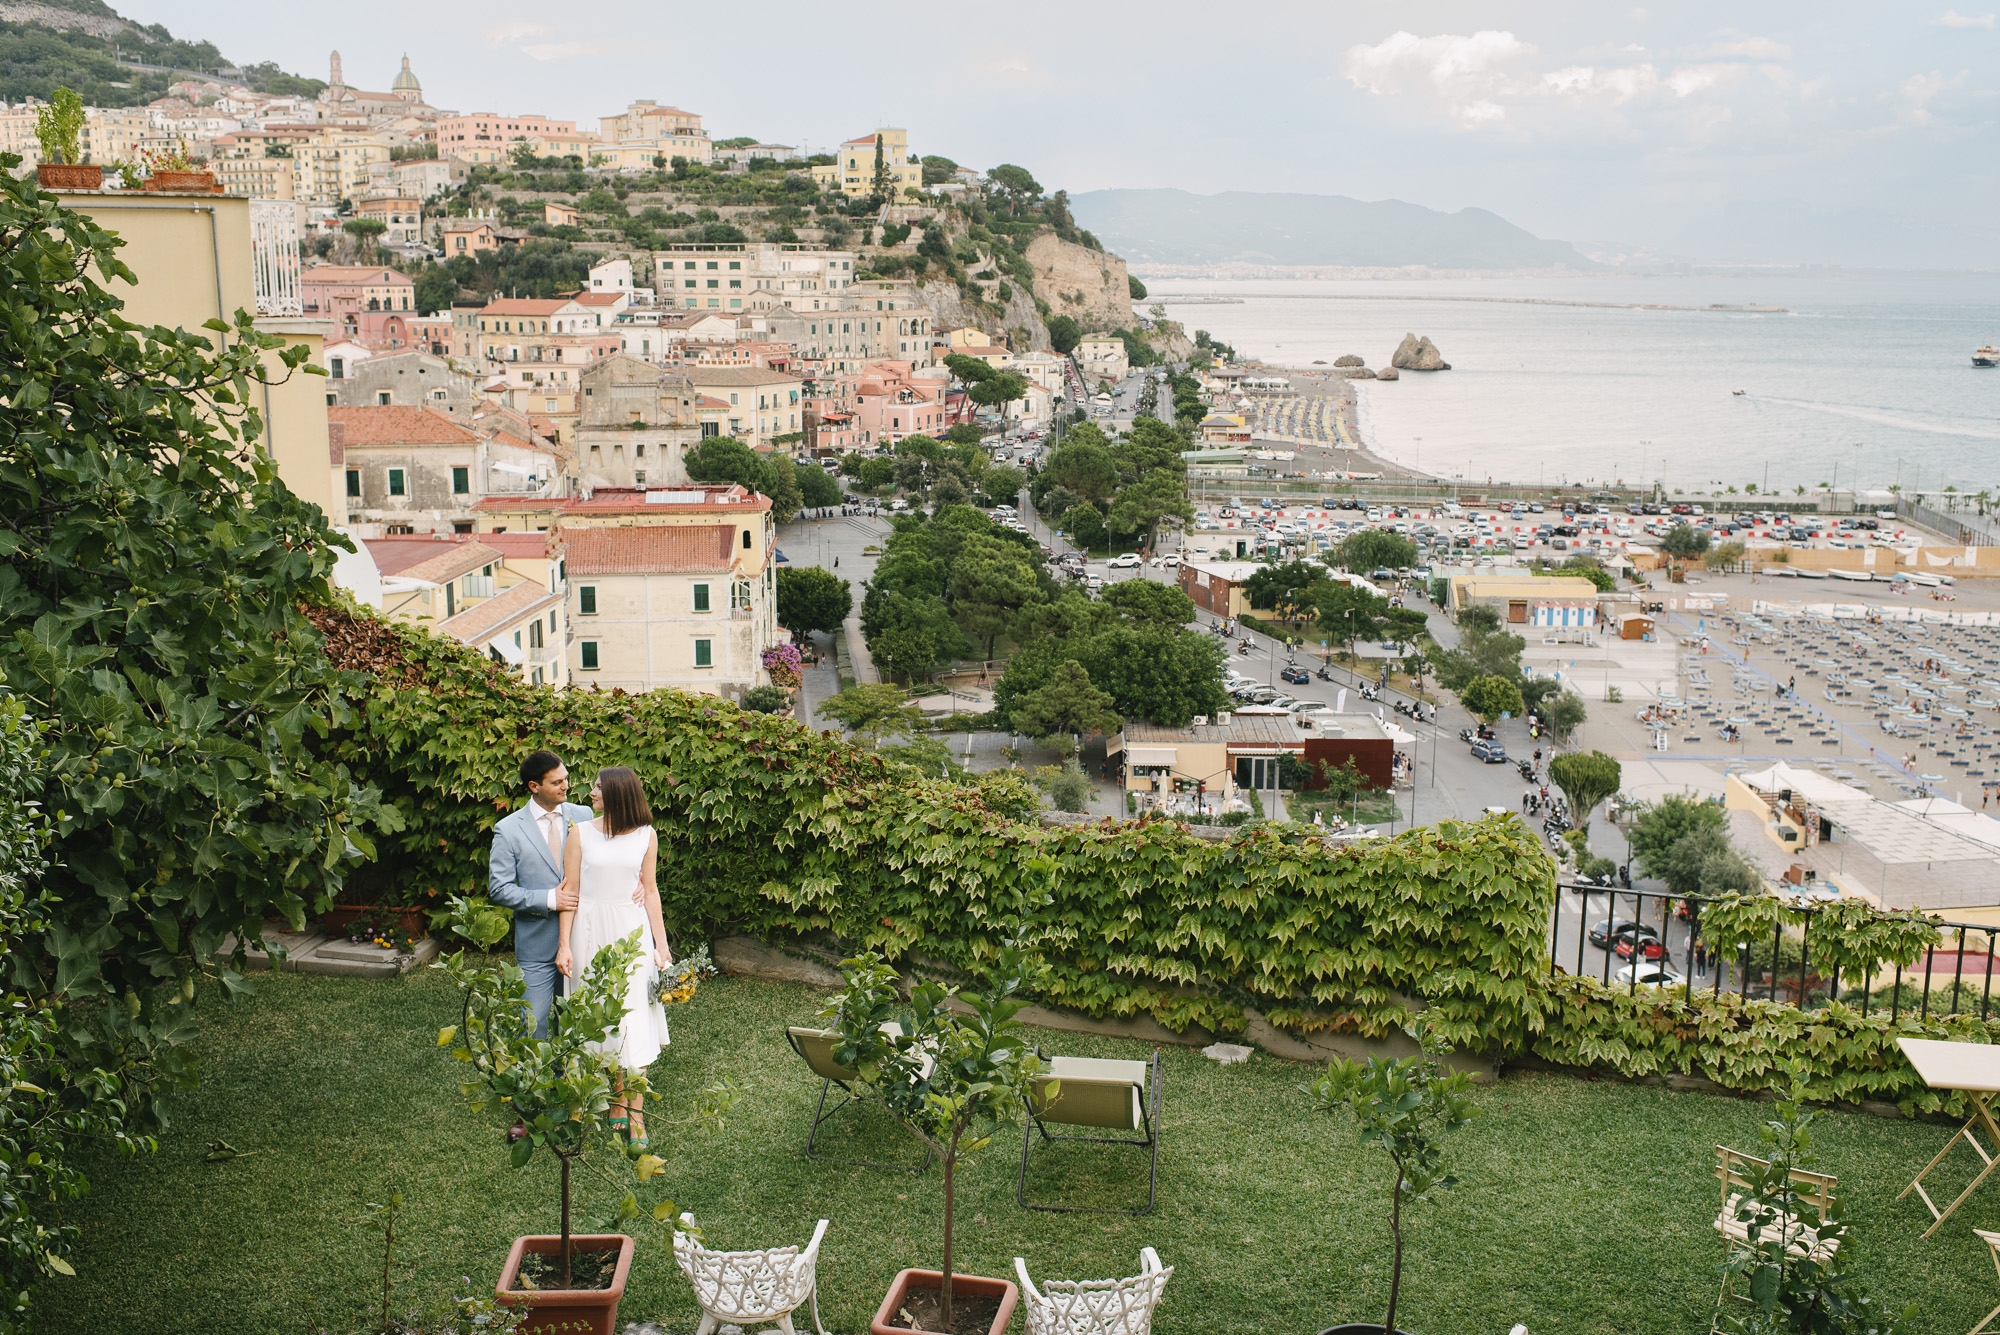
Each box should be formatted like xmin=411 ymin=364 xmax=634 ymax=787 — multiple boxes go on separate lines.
xmin=131 ymin=0 xmax=1997 ymax=267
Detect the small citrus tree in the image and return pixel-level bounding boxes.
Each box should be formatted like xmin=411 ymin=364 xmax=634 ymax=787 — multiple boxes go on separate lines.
xmin=827 ymin=948 xmax=1047 ymax=1329
xmin=1308 ymin=1051 xmax=1478 ymax=1335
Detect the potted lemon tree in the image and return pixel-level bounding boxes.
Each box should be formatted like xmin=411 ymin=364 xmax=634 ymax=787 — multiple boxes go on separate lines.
xmin=34 ymin=88 xmax=100 ymax=190
xmin=435 ymin=899 xmax=727 ymax=1335
xmin=827 ymin=948 xmax=1046 ymax=1335
xmin=1307 ymin=1051 xmax=1478 ymax=1335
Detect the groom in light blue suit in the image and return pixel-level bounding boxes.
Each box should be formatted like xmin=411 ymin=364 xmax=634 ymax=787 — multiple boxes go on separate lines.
xmin=489 ymin=750 xmax=596 ymax=1038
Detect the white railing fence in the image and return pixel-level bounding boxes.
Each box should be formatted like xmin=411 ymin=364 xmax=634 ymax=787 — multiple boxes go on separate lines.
xmin=249 ymin=199 xmax=303 ymax=318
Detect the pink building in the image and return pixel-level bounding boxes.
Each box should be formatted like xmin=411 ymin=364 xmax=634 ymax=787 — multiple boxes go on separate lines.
xmin=301 ymin=265 xmax=418 ymax=349
xmin=851 ymin=360 xmax=949 ymax=447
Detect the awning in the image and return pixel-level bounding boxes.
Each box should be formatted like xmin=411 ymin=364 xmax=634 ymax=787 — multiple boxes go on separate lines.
xmin=1125 ymin=747 xmax=1178 ymax=767
xmin=487 ymin=634 xmax=525 ymax=665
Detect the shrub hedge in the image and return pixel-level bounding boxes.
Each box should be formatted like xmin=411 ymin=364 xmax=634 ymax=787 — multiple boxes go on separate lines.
xmin=310 ymin=604 xmax=1998 ymax=1105
xmin=310 ymin=606 xmax=1558 ymax=1048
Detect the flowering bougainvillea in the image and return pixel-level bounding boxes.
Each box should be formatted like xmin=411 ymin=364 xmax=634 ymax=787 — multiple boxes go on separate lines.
xmin=761 ymin=643 xmax=804 ymax=690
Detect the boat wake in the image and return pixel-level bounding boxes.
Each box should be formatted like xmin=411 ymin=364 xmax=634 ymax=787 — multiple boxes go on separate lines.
xmin=1750 ymin=395 xmax=2000 ymax=442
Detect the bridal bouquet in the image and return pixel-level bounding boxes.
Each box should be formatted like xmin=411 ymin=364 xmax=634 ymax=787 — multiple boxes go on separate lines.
xmin=654 ymin=944 xmax=716 ymax=1006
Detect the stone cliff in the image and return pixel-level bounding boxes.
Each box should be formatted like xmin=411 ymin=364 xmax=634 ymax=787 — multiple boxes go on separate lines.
xmin=1025 ymin=233 xmax=1132 ymax=334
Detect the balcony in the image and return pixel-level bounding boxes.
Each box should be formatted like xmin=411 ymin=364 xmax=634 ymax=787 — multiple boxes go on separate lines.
xmin=249 ymin=199 xmax=302 ymax=318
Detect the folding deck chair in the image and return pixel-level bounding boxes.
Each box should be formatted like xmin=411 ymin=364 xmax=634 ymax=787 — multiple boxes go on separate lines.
xmin=1018 ymin=1051 xmax=1162 ymax=1215
xmin=784 ymin=1025 xmax=933 ymax=1173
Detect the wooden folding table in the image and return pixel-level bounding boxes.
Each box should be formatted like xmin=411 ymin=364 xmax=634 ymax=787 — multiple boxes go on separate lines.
xmin=1897 ymin=1037 xmax=2000 ymax=1239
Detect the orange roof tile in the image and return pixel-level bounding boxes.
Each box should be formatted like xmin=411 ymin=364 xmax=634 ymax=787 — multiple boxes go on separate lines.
xmin=438 ymin=579 xmax=563 ymax=645
xmin=561 ymin=525 xmax=737 ymax=575
xmin=328 ymin=405 xmax=481 ymax=446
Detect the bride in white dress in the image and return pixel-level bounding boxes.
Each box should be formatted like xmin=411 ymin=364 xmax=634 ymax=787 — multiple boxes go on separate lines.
xmin=554 ymin=766 xmax=672 ymax=1146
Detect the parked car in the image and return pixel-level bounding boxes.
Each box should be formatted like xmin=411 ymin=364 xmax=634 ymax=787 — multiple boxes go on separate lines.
xmin=1469 ymin=740 xmax=1508 ymax=764
xmin=1107 ymin=553 xmax=1142 ymax=568
xmin=1614 ymin=962 xmax=1685 ymax=988
xmin=1280 ymin=665 xmax=1313 ymax=685
xmin=1587 ymin=919 xmax=1660 ymax=951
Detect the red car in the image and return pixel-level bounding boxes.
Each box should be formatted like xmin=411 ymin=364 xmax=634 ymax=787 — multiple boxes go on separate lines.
xmin=1614 ymin=933 xmax=1667 ymax=961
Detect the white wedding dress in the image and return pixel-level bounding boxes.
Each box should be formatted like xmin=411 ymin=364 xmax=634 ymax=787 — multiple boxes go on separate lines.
xmin=567 ymin=819 xmax=670 ymax=1069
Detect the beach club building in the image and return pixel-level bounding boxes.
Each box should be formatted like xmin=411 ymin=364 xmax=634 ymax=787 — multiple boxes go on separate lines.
xmin=1180 ymin=560 xmax=1263 ymax=619
xmin=1447 ymin=574 xmax=1601 ymax=629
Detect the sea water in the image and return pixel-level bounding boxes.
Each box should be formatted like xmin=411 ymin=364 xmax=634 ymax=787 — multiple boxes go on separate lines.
xmin=1148 ymin=275 xmax=2000 ymax=496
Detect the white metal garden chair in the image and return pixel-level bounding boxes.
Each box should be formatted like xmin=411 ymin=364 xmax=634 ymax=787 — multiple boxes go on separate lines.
xmin=673 ymin=1214 xmax=829 ymax=1335
xmin=1013 ymin=1248 xmax=1172 ymax=1335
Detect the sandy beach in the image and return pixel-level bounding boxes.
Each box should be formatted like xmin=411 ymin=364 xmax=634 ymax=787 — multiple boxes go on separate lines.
xmin=1236 ymin=366 xmax=1430 ymax=481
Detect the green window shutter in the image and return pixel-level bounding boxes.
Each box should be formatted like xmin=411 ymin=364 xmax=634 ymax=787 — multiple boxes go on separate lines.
xmin=694 ymin=639 xmax=712 ymax=668
xmin=581 ymin=642 xmax=599 ymax=670
xmin=693 ymin=583 xmax=709 ymax=612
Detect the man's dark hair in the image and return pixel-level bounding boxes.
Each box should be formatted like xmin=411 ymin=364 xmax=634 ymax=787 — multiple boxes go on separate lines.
xmin=520 ymin=750 xmax=564 ymax=789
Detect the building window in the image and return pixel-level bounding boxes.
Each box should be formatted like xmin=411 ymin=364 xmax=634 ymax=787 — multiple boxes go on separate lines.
xmin=529 ymin=619 xmax=544 ymax=649
xmin=693 ymin=638 xmax=712 ymax=668
xmin=692 ymin=582 xmax=710 ymax=612
xmin=731 ymin=579 xmax=752 ymax=609
xmin=700 ymin=421 xmax=719 ymax=438
xmin=387 ymin=468 xmax=405 ymax=496
xmin=742 ymin=529 xmax=752 ymax=550
xmin=580 ymin=641 xmax=599 ymax=670
xmin=330 ymin=357 xmax=345 ymax=379
xmin=345 ymin=469 xmax=361 ymax=497
xmin=578 ymin=585 xmax=597 ymax=615
xmin=633 ymin=470 xmax=646 ymax=484
xmin=377 ymin=391 xmax=392 ymax=405
xmin=452 ymin=466 xmax=469 ymax=495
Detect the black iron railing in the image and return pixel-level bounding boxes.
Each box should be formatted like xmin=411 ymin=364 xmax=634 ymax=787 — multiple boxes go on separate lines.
xmin=1551 ymin=883 xmax=2000 ymax=1022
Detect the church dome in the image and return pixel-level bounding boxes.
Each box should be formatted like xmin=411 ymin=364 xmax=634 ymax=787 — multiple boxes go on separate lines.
xmin=392 ymin=55 xmax=422 ymax=97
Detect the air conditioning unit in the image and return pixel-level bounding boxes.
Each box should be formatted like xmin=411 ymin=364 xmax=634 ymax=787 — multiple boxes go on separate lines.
xmin=1217 ymin=711 xmax=1232 ymax=725
xmin=1191 ymin=715 xmax=1208 ymax=727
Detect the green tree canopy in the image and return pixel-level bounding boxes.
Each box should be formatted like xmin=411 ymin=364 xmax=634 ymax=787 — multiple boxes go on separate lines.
xmin=1460 ymin=675 xmax=1526 ymax=724
xmin=1009 ymin=660 xmax=1120 ymax=743
xmin=949 ymin=533 xmax=1045 ymax=659
xmin=797 ymin=462 xmax=844 ymax=508
xmin=1064 ymin=502 xmax=1106 ymax=550
xmin=1244 ymin=561 xmax=1321 ymax=612
xmin=683 ymin=437 xmax=801 ymax=520
xmin=1457 ymin=605 xmax=1501 ymax=633
xmin=987 ymin=163 xmax=1042 ymax=200
xmin=1338 ymin=529 xmax=1419 ymax=571
xmin=1104 ymin=468 xmax=1194 ymax=551
xmin=776 ymin=565 xmax=853 ymax=636
xmin=1041 ymin=440 xmax=1118 ymax=504
xmin=1629 ymin=794 xmax=1729 ymax=880
xmin=1314 ymin=578 xmax=1391 ymax=654
xmin=818 ymin=683 xmax=925 ymax=745
xmin=1544 ymin=690 xmax=1588 ymax=744
xmin=1548 ymin=751 xmax=1622 ymax=828
xmin=1661 ymin=524 xmax=1711 ymax=560
xmin=1046 ymin=314 xmax=1082 ymax=354
xmin=1101 ymin=580 xmax=1195 ymax=626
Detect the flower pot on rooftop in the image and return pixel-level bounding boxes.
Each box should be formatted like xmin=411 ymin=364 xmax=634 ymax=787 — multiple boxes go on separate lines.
xmin=36 ymin=163 xmax=101 ymax=190
xmin=870 ymin=1268 xmax=1019 ymax=1335
xmin=495 ymin=1233 xmax=633 ymax=1335
xmin=142 ymin=170 xmax=215 ymax=192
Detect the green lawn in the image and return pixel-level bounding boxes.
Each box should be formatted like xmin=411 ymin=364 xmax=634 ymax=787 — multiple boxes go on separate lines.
xmin=43 ymin=967 xmax=2000 ymax=1335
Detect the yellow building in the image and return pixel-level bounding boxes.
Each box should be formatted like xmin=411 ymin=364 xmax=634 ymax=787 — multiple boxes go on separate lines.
xmin=55 ymin=189 xmax=335 ymax=516
xmin=812 ymin=128 xmax=923 ymax=198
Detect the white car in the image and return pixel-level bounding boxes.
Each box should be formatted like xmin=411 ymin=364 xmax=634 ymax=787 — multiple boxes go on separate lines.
xmin=1614 ymin=962 xmax=1685 ymax=988
xmin=1108 ymin=553 xmax=1143 ymax=568
xmin=1153 ymin=553 xmax=1182 ymax=568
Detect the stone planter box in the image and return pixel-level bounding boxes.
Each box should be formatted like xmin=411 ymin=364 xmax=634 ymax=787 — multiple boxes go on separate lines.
xmin=143 ymin=170 xmax=216 ymax=192
xmin=36 ymin=164 xmax=102 ymax=189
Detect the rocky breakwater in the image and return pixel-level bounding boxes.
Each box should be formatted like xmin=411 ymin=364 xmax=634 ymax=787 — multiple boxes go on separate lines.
xmin=1325 ymin=353 xmax=1377 ymax=379
xmin=1390 ymin=333 xmax=1449 ymax=372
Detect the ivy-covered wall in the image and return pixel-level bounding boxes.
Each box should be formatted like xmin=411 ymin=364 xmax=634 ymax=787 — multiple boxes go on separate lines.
xmin=311 ymin=606 xmax=1558 ymax=1049
xmin=312 ymin=606 xmax=1999 ymax=1106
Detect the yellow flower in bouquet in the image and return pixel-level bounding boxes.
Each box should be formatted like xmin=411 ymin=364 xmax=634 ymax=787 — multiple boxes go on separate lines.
xmin=654 ymin=944 xmax=716 ymax=1006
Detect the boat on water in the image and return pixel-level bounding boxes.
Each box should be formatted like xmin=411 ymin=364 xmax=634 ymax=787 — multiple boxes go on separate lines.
xmin=1976 ymin=344 xmax=1998 ymax=367
xmin=1731 ymin=388 xmax=1747 ymax=396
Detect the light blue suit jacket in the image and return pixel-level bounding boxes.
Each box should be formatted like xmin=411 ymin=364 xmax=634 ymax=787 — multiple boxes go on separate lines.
xmin=488 ymin=800 xmax=595 ymax=963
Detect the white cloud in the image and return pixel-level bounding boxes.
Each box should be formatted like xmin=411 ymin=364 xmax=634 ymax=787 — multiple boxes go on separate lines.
xmin=1889 ymin=68 xmax=1969 ymax=125
xmin=1341 ymin=29 xmax=1765 ymax=131
xmin=1934 ymin=9 xmax=1997 ymax=27
xmin=1687 ymin=36 xmax=1792 ymax=60
xmin=482 ymin=20 xmax=552 ymax=45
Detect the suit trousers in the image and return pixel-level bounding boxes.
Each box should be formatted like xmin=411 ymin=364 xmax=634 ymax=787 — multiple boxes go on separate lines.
xmin=521 ymin=954 xmax=567 ymax=1039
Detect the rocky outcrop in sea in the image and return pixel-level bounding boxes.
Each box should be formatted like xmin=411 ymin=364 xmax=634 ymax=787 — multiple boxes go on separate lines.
xmin=1390 ymin=333 xmax=1449 ymax=372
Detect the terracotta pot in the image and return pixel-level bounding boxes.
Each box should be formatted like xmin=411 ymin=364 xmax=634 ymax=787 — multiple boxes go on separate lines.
xmin=36 ymin=163 xmax=102 ymax=189
xmin=870 ymin=1268 xmax=1019 ymax=1335
xmin=317 ymin=904 xmax=430 ymax=937
xmin=495 ymin=1234 xmax=633 ymax=1335
xmin=143 ymin=170 xmax=216 ymax=192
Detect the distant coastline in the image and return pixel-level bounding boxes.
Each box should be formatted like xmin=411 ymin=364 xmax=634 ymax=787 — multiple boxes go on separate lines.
xmin=1156 ymin=293 xmax=1789 ymax=315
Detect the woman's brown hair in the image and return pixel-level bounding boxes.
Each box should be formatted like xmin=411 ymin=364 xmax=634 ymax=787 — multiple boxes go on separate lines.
xmin=595 ymin=766 xmax=652 ymax=837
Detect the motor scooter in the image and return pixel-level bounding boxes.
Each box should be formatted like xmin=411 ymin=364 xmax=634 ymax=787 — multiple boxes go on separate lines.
xmin=1359 ymin=684 xmax=1381 ymax=702
xmin=1237 ymin=641 xmax=1253 ymax=656
xmin=1314 ymin=666 xmax=1333 ymax=682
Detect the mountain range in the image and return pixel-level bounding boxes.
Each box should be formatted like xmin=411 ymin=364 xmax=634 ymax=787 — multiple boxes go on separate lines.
xmin=1069 ymin=188 xmax=1597 ymax=271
